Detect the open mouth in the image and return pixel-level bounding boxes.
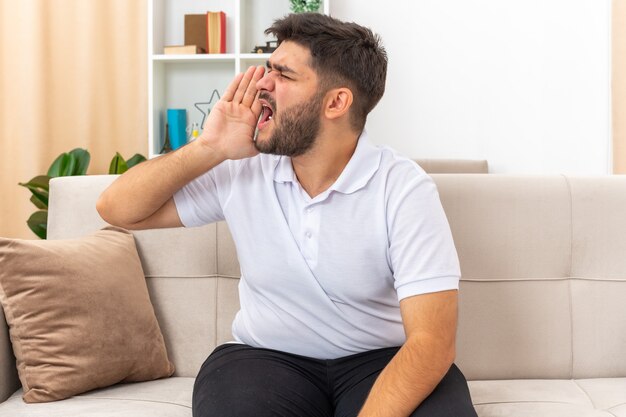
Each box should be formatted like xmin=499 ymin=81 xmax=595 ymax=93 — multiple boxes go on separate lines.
xmin=257 ymin=105 xmax=274 ymax=130
xmin=257 ymin=97 xmax=275 ymax=131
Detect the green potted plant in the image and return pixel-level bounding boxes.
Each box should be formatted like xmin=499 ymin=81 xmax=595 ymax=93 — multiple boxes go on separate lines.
xmin=19 ymin=149 xmax=146 ymax=239
xmin=288 ymin=0 xmax=322 ymax=13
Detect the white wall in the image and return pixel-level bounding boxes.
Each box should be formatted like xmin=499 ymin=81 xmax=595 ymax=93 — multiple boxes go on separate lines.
xmin=331 ymin=1 xmax=611 ymax=174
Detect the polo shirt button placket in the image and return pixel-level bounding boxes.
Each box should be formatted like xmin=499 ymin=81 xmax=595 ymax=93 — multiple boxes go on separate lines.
xmin=300 ymin=203 xmax=319 ymax=267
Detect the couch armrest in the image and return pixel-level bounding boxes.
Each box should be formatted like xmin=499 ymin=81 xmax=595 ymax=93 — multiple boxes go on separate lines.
xmin=0 ymin=307 xmax=19 ymax=402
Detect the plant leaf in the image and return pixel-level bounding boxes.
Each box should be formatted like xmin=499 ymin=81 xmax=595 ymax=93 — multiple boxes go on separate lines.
xmin=126 ymin=153 xmax=147 ymax=169
xmin=61 ymin=153 xmax=77 ymax=177
xmin=47 ymin=149 xmax=90 ymax=177
xmin=18 ymin=175 xmax=50 ymax=208
xmin=27 ymin=188 xmax=49 ymax=208
xmin=47 ymin=153 xmax=70 ymax=177
xmin=30 ymin=194 xmax=47 ymax=209
xmin=69 ymin=148 xmax=91 ymax=175
xmin=26 ymin=210 xmax=48 ymax=239
xmin=109 ymin=152 xmax=128 ymax=174
xmin=18 ymin=175 xmax=50 ymax=192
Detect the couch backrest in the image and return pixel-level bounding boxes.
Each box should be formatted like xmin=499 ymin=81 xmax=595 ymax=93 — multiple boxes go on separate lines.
xmin=48 ymin=174 xmax=626 ymax=380
xmin=436 ymin=175 xmax=626 ymax=380
xmin=414 ymin=159 xmax=488 ymax=173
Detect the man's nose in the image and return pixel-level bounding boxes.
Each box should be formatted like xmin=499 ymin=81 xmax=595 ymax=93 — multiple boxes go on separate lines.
xmin=256 ymin=71 xmax=275 ymax=91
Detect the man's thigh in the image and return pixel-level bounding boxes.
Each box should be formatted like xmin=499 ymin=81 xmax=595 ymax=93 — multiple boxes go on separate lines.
xmin=192 ymin=344 xmax=333 ymax=417
xmin=333 ymin=355 xmax=477 ymax=417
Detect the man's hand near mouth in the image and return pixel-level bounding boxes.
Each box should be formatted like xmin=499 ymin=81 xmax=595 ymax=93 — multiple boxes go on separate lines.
xmin=198 ymin=65 xmax=266 ymax=162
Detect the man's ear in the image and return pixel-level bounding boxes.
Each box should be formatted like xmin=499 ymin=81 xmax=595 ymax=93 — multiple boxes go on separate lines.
xmin=323 ymin=88 xmax=353 ymax=121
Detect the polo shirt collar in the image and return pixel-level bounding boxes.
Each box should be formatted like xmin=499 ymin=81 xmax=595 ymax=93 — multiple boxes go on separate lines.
xmin=273 ymin=154 xmax=298 ymax=184
xmin=272 ymin=130 xmax=382 ymax=195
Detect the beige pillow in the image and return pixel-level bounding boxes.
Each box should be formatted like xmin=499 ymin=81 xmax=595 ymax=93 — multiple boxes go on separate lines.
xmin=0 ymin=226 xmax=174 ymax=403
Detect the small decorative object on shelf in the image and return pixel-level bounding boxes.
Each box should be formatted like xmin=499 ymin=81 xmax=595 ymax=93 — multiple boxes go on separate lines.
xmin=160 ymin=124 xmax=173 ymax=154
xmin=289 ymin=0 xmax=322 ymax=13
xmin=167 ymin=109 xmax=188 ymax=150
xmin=188 ymin=123 xmax=200 ymax=141
xmin=251 ymin=40 xmax=278 ymax=54
xmin=194 ymin=89 xmax=221 ymax=129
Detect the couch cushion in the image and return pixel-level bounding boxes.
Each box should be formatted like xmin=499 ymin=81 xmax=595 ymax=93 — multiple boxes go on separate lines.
xmin=576 ymin=378 xmax=626 ymax=416
xmin=0 ymin=377 xmax=193 ymax=416
xmin=0 ymin=227 xmax=174 ymax=402
xmin=469 ymin=378 xmax=626 ymax=417
xmin=2 ymin=377 xmax=624 ymax=416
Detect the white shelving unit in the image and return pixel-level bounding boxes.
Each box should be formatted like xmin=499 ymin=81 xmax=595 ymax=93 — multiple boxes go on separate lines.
xmin=148 ymin=0 xmax=331 ymax=158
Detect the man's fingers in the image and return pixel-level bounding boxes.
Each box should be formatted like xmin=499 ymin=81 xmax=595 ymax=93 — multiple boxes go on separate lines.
xmin=251 ymin=91 xmax=263 ymax=119
xmin=232 ymin=66 xmax=257 ymax=104
xmin=222 ymin=66 xmax=265 ymax=108
xmin=242 ymin=66 xmax=266 ymax=108
xmin=222 ymin=72 xmax=245 ymax=102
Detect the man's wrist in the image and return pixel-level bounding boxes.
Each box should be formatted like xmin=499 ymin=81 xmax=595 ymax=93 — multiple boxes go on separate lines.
xmin=194 ymin=134 xmax=228 ymax=163
xmin=169 ymin=137 xmax=228 ymax=182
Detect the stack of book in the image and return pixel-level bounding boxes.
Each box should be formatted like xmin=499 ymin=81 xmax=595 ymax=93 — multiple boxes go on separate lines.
xmin=164 ymin=11 xmax=226 ymax=55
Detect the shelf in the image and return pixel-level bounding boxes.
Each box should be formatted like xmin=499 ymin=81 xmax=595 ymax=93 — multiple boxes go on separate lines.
xmin=152 ymin=54 xmax=237 ymax=62
xmin=152 ymin=54 xmax=268 ymax=62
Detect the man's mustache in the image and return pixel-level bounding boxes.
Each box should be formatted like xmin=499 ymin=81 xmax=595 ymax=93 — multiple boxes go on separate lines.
xmin=258 ymin=92 xmax=276 ymax=111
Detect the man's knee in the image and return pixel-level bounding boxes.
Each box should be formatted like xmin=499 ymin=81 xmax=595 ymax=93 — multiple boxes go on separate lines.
xmin=409 ymin=364 xmax=478 ymax=417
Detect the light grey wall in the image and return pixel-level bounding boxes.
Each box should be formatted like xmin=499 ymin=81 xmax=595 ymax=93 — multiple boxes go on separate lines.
xmin=331 ymin=0 xmax=611 ymax=174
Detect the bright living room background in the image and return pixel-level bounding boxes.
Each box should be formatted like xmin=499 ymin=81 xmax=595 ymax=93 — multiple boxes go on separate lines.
xmin=0 ymin=0 xmax=147 ymax=240
xmin=0 ymin=0 xmax=624 ymax=240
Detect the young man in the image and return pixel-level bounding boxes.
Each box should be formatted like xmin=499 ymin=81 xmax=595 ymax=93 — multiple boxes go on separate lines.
xmin=97 ymin=13 xmax=477 ymax=417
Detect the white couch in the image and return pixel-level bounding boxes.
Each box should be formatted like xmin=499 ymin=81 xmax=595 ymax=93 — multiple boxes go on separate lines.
xmin=0 ymin=174 xmax=625 ymax=416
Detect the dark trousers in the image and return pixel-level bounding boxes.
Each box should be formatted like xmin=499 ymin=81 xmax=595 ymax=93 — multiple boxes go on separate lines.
xmin=192 ymin=343 xmax=477 ymax=417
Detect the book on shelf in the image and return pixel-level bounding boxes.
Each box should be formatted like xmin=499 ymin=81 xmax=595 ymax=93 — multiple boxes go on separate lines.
xmin=163 ymin=45 xmax=205 ymax=55
xmin=184 ymin=12 xmax=226 ymax=54
xmin=206 ymin=11 xmax=226 ymax=54
xmin=184 ymin=14 xmax=207 ymax=53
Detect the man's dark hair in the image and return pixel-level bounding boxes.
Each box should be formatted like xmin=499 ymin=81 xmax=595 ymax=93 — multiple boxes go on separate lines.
xmin=265 ymin=13 xmax=387 ymax=132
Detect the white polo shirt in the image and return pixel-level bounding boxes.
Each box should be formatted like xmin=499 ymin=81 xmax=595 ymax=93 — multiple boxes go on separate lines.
xmin=173 ymin=132 xmax=460 ymax=359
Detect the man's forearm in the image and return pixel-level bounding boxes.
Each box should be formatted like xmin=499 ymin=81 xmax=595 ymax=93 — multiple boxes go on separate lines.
xmin=96 ymin=139 xmax=225 ymax=228
xmin=357 ymin=336 xmax=455 ymax=417
xmin=97 ymin=65 xmax=265 ymax=229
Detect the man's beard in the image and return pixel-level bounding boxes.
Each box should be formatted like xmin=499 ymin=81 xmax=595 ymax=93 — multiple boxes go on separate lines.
xmin=255 ymin=92 xmax=323 ymax=157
